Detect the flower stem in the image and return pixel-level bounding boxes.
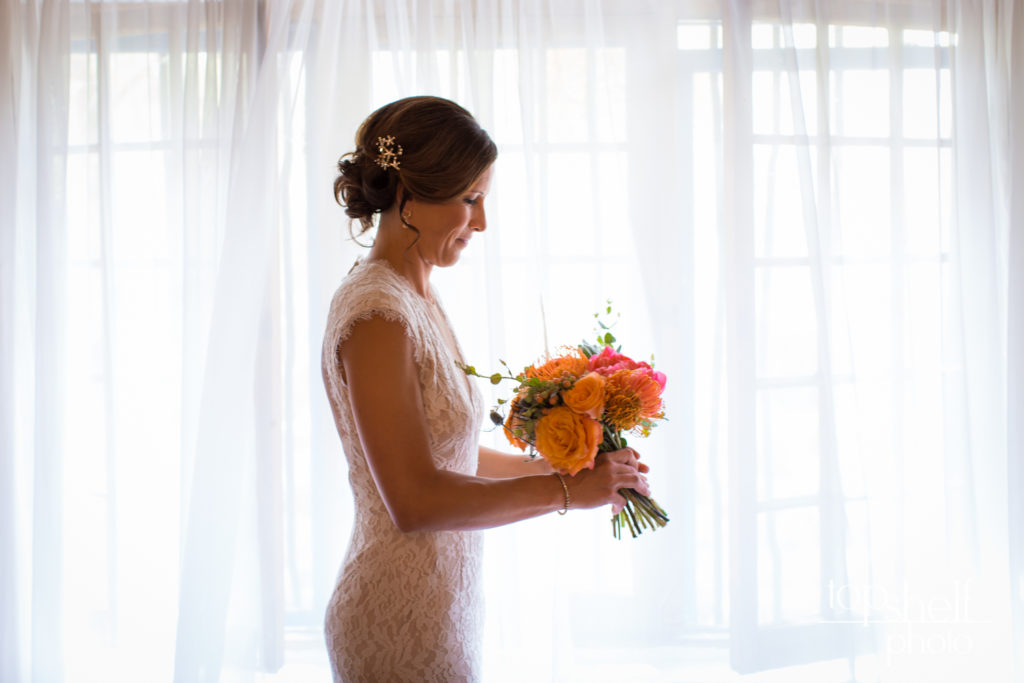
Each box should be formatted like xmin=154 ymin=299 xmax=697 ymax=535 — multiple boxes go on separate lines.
xmin=612 ymin=488 xmax=669 ymax=539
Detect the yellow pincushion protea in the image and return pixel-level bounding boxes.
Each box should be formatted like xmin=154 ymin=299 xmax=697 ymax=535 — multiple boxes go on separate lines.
xmin=602 ymin=369 xmax=665 ymax=433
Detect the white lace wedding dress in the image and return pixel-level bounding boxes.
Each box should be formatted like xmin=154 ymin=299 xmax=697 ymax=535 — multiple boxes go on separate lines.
xmin=321 ymin=260 xmax=485 ymax=682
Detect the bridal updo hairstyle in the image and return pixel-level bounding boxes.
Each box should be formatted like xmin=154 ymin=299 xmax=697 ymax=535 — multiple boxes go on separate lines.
xmin=334 ymin=96 xmax=498 ymax=240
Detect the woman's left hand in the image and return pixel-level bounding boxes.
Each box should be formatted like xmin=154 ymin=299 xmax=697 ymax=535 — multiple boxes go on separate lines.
xmin=605 ymin=447 xmax=650 ymax=474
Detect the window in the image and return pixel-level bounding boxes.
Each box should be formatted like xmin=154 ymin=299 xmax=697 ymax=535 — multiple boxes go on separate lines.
xmin=678 ymin=10 xmax=955 ymax=674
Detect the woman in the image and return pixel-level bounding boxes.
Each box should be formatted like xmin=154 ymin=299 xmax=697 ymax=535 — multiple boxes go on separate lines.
xmin=321 ymin=96 xmax=649 ymax=682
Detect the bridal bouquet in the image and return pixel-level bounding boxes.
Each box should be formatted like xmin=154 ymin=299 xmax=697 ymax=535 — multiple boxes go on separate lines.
xmin=461 ymin=309 xmax=669 ymax=538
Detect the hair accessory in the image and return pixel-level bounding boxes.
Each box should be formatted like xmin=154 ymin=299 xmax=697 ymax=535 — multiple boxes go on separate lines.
xmin=375 ymin=135 xmax=403 ymax=170
xmin=553 ymin=472 xmax=570 ymax=515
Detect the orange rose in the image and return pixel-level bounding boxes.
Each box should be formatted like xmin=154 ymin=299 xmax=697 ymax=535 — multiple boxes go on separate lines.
xmin=562 ymin=371 xmax=606 ymax=420
xmin=534 ymin=406 xmax=602 ymax=475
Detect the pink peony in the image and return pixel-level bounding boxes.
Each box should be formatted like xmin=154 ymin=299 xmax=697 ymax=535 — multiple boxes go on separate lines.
xmin=587 ymin=346 xmax=667 ymax=391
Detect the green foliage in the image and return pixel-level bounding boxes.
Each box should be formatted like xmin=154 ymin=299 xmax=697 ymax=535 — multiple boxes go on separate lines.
xmin=593 ymin=300 xmax=620 ymax=348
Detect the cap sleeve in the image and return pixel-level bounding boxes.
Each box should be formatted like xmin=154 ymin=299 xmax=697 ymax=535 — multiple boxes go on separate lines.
xmin=321 ymin=262 xmax=427 ymax=405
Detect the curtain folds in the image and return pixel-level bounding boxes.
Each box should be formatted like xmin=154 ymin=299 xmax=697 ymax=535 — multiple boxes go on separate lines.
xmin=1 ymin=1 xmax=1020 ymax=681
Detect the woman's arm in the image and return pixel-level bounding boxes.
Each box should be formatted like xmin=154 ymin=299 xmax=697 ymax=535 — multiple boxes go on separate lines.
xmin=476 ymin=445 xmax=553 ymax=478
xmin=325 ymin=315 xmax=648 ymax=533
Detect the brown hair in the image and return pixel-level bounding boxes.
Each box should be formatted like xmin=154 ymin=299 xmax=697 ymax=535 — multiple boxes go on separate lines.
xmin=334 ymin=96 xmax=498 ymax=240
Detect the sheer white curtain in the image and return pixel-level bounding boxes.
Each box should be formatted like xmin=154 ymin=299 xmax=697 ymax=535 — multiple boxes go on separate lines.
xmin=2 ymin=1 xmax=1021 ymax=682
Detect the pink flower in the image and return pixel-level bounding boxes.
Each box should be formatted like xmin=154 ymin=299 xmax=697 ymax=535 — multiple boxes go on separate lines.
xmin=587 ymin=346 xmax=667 ymax=391
xmin=587 ymin=346 xmax=638 ymax=374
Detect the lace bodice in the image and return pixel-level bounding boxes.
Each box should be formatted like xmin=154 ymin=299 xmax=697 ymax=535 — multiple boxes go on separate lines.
xmin=321 ymin=260 xmax=485 ymax=682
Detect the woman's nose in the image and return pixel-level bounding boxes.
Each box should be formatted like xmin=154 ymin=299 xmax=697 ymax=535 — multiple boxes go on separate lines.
xmin=471 ymin=203 xmax=486 ymax=232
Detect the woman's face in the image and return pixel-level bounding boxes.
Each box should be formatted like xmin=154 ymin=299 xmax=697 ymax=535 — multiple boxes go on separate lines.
xmin=405 ymin=165 xmax=493 ymax=268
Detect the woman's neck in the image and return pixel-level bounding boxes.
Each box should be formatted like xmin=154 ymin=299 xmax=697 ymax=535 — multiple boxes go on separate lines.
xmin=367 ymin=211 xmax=432 ymax=300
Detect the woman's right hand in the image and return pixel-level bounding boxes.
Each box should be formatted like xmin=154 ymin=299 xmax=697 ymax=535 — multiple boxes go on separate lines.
xmin=563 ymin=449 xmax=650 ymax=515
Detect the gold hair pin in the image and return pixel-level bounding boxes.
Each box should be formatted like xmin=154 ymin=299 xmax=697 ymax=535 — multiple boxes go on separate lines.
xmin=375 ymin=135 xmax=403 ymax=170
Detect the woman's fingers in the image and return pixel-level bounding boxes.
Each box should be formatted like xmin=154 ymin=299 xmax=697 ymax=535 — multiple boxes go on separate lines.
xmin=605 ymin=447 xmax=638 ymax=466
xmin=628 ymin=473 xmax=651 ymax=497
xmin=605 ymin=447 xmax=651 ymax=474
xmin=606 ymin=464 xmax=650 ymax=497
xmin=571 ymin=451 xmax=653 ymax=510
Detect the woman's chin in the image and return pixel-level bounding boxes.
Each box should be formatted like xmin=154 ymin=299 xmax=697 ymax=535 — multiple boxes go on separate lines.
xmin=442 ymin=241 xmax=469 ymax=266
xmin=432 ymin=252 xmax=462 ymax=269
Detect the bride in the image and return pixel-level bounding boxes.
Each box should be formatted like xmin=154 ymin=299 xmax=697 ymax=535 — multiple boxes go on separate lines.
xmin=321 ymin=95 xmax=649 ymax=682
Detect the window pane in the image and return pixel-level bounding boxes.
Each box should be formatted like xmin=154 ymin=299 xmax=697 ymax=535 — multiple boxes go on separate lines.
xmin=756 ymin=266 xmax=818 ymax=378
xmin=758 ymin=507 xmax=821 ymax=624
xmin=758 ymin=386 xmax=820 ymax=501
xmin=110 ymin=52 xmax=165 ymax=144
xmin=67 ymin=152 xmax=102 ymax=262
xmin=756 ymin=69 xmax=818 ymax=137
xmin=546 ymin=48 xmax=587 ymax=143
xmin=751 ymin=23 xmax=776 ymax=49
xmin=832 ymin=70 xmax=889 ymax=137
xmin=546 ymin=152 xmax=595 ymax=256
xmin=493 ymin=49 xmax=523 ymax=145
xmin=830 ymin=25 xmax=889 ymax=48
xmin=754 ymin=144 xmax=813 ymax=258
xmin=111 ymin=150 xmax=169 ymax=259
xmin=494 ymin=150 xmax=531 ymax=261
xmin=371 ymin=50 xmax=406 ymax=107
xmin=903 ymin=29 xmax=953 ymax=48
xmin=903 ymin=68 xmax=950 ymax=139
xmin=904 ymin=148 xmax=952 ymax=256
xmin=594 ymin=48 xmax=626 ymax=143
xmin=832 ymin=263 xmax=892 ymax=372
xmin=596 ymin=150 xmax=629 ymax=257
xmin=904 ymin=263 xmax=943 ymax=371
xmin=788 ymin=23 xmax=818 ymax=50
xmin=678 ymin=21 xmax=720 ymax=50
xmin=68 ymin=52 xmax=98 ymax=146
xmin=834 ymin=382 xmax=894 ymax=500
xmin=692 ymin=72 xmax=722 ymax=239
xmin=834 ymin=146 xmax=890 ymax=257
